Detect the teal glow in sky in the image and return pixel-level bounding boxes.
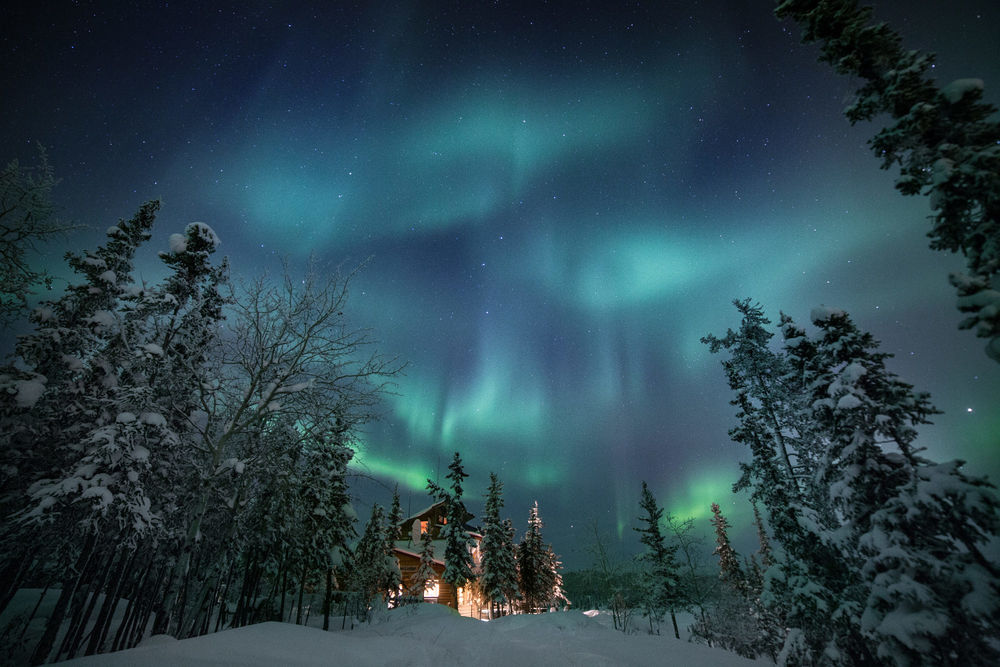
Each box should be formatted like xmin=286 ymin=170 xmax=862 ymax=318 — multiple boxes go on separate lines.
xmin=4 ymin=0 xmax=998 ymax=566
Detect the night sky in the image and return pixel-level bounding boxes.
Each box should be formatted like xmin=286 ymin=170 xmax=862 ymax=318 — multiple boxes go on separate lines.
xmin=3 ymin=1 xmax=999 ymax=568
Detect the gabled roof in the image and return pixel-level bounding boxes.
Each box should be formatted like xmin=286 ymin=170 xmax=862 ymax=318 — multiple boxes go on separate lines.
xmin=392 ymin=543 xmax=446 ymax=567
xmin=397 ymin=499 xmax=476 ymax=528
xmin=397 ymin=500 xmax=447 ymax=526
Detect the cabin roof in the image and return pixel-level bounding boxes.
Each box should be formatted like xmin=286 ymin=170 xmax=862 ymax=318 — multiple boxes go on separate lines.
xmin=398 ymin=499 xmax=476 ymax=529
xmin=393 ymin=540 xmax=445 ymax=567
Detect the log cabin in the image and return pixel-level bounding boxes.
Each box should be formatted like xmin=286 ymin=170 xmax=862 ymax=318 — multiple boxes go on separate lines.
xmin=392 ymin=500 xmax=484 ymax=618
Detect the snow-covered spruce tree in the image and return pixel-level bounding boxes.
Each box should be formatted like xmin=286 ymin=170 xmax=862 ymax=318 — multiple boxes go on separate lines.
xmin=352 ymin=503 xmax=396 ymax=618
xmin=709 ymin=301 xmax=1000 ymax=664
xmin=801 ymin=306 xmax=1000 ymax=665
xmin=407 ymin=529 xmax=438 ymax=600
xmin=752 ymin=502 xmax=774 ymax=571
xmin=224 ymin=419 xmax=308 ymax=628
xmin=499 ymin=518 xmax=521 ymax=614
xmin=634 ymin=482 xmax=681 ymax=637
xmin=702 ymin=300 xmax=828 ymax=510
xmin=92 ymin=219 xmax=229 ymax=654
xmin=691 ymin=503 xmax=765 ymax=660
xmin=710 ymin=503 xmax=744 ymax=593
xmin=426 ymin=452 xmax=477 ymax=591
xmin=262 ymin=419 xmax=357 ymax=629
xmin=0 ymin=203 xmax=238 ymax=663
xmin=383 ymin=489 xmax=403 ymax=607
xmin=774 ymin=0 xmax=1000 ymax=361
xmin=479 ymin=472 xmax=518 ymax=618
xmin=746 ymin=504 xmax=784 ymax=663
xmin=517 ymin=501 xmax=559 ymax=613
xmin=0 ymin=203 xmax=162 ymax=664
xmin=0 ymin=144 xmax=73 ymax=324
xmin=548 ymin=548 xmax=569 ymax=611
xmin=704 ymin=300 xmax=858 ymax=663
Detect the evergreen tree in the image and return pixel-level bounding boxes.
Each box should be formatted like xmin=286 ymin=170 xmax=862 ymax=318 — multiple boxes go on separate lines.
xmin=0 ymin=145 xmax=73 ymax=323
xmin=297 ymin=424 xmax=356 ymax=627
xmin=408 ymin=529 xmax=438 ymax=600
xmin=634 ymin=482 xmax=681 ymax=637
xmin=517 ymin=501 xmax=557 ymax=613
xmin=383 ymin=489 xmax=403 ymax=606
xmin=752 ymin=503 xmax=774 ymax=570
xmin=710 ymin=503 xmax=744 ymax=592
xmin=499 ymin=518 xmax=521 ymax=614
xmin=546 ymin=547 xmax=569 ymax=611
xmin=692 ymin=502 xmax=782 ymax=661
xmin=704 ymin=300 xmax=859 ymax=663
xmin=426 ymin=452 xmax=477 ymax=590
xmin=773 ymin=0 xmax=1000 ymax=361
xmin=353 ymin=504 xmax=393 ymax=614
xmin=806 ymin=306 xmax=1000 ymax=665
xmin=707 ymin=301 xmax=1000 ymax=665
xmin=479 ymin=472 xmax=517 ymax=618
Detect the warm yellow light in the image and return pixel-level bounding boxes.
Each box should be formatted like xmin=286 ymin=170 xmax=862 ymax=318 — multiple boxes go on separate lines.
xmin=424 ymin=579 xmax=440 ymax=599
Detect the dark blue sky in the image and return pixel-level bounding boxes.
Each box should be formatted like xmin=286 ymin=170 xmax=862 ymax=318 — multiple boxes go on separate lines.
xmin=3 ymin=0 xmax=998 ymax=566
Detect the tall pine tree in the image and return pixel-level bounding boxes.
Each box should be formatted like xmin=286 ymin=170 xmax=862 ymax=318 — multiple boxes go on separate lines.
xmin=517 ymin=501 xmax=560 ymax=613
xmin=707 ymin=301 xmax=1000 ymax=665
xmin=426 ymin=452 xmax=476 ymax=590
xmin=774 ymin=0 xmax=1000 ymax=361
xmin=634 ymin=482 xmax=681 ymax=637
xmin=479 ymin=472 xmax=518 ymax=618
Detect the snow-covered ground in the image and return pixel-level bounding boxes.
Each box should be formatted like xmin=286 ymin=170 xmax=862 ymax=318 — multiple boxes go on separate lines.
xmin=49 ymin=604 xmax=766 ymax=666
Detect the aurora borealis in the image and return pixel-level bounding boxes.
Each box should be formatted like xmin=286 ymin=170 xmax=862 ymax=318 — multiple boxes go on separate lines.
xmin=3 ymin=1 xmax=998 ymax=567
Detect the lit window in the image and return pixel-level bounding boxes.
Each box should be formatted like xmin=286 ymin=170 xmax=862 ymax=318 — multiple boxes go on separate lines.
xmin=420 ymin=520 xmax=428 ymax=534
xmin=424 ymin=578 xmax=439 ymax=599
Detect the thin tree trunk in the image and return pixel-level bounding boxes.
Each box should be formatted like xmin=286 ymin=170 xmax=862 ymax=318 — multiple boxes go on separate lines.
xmin=295 ymin=561 xmax=307 ymax=625
xmin=303 ymin=591 xmax=314 ymax=627
xmin=110 ymin=594 xmax=136 ymax=653
xmin=30 ymin=531 xmax=97 ymax=666
xmin=322 ymin=568 xmax=333 ymax=631
xmin=120 ymin=562 xmax=164 ymax=651
xmin=156 ymin=489 xmax=209 ymax=635
xmin=184 ymin=560 xmax=219 ymax=639
xmin=278 ymin=550 xmax=289 ymax=622
xmin=214 ymin=558 xmax=237 ymax=633
xmin=0 ymin=545 xmax=38 ymax=618
xmin=176 ymin=539 xmax=210 ymax=639
xmin=230 ymin=556 xmax=254 ymax=628
xmin=258 ymin=559 xmax=282 ymax=625
xmin=88 ymin=547 xmax=137 ymax=656
xmin=110 ymin=557 xmax=153 ymax=653
xmin=63 ymin=546 xmax=117 ymax=660
xmin=18 ymin=585 xmax=50 ymax=645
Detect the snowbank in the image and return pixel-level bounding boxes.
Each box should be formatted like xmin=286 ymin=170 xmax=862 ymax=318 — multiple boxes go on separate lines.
xmin=54 ymin=605 xmax=766 ymax=666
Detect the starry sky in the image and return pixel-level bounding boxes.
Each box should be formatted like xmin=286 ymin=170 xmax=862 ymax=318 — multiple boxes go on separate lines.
xmin=3 ymin=1 xmax=999 ymax=568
